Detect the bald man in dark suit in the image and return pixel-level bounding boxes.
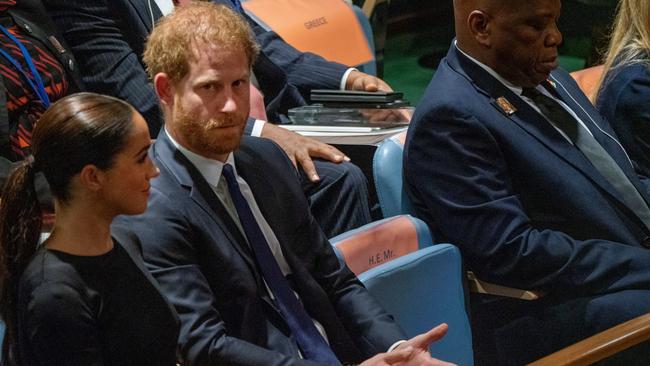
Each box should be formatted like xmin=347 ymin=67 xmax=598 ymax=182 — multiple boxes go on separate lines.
xmin=405 ymin=0 xmax=650 ymax=364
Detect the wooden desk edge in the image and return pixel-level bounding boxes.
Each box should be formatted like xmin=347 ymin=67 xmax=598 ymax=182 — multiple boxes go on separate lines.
xmin=528 ymin=312 xmax=650 ymax=366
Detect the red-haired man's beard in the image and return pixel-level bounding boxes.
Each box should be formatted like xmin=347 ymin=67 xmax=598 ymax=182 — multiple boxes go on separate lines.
xmin=173 ymin=102 xmax=247 ymax=158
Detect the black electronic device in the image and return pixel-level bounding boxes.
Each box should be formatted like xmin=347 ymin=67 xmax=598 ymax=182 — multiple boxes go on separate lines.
xmin=310 ymin=89 xmax=404 ymax=104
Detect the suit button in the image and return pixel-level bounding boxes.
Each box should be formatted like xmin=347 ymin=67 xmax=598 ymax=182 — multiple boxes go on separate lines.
xmin=643 ymin=237 xmax=650 ymax=249
xmin=68 ymin=59 xmax=74 ymax=71
xmin=23 ymin=23 xmax=32 ymax=33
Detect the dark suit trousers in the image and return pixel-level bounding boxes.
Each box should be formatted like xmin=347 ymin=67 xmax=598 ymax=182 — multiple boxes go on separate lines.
xmin=299 ymin=159 xmax=371 ymax=238
xmin=471 ymin=290 xmax=650 ymax=365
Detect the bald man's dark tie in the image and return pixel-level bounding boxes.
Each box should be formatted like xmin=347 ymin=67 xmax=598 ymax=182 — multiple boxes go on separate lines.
xmin=522 ymin=86 xmax=650 ymax=230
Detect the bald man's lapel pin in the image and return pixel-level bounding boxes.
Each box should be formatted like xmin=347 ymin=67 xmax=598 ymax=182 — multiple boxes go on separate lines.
xmin=495 ymin=96 xmax=517 ymax=116
xmin=547 ymin=79 xmax=557 ymax=89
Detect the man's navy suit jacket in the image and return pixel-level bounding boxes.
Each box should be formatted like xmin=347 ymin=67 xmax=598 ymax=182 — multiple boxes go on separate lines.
xmin=405 ymin=44 xmax=650 ymax=298
xmin=112 ymin=132 xmax=405 ymax=365
xmin=42 ymin=0 xmax=348 ymax=133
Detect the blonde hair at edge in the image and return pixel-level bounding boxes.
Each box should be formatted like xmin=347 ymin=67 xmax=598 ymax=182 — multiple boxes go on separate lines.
xmin=143 ymin=1 xmax=261 ymax=83
xmin=593 ymin=0 xmax=650 ymax=102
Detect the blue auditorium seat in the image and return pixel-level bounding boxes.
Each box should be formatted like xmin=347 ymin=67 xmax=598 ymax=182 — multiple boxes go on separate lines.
xmin=330 ymin=215 xmax=473 ymax=365
xmin=373 ymin=132 xmax=412 ymax=218
xmin=360 ymin=245 xmax=474 ymax=366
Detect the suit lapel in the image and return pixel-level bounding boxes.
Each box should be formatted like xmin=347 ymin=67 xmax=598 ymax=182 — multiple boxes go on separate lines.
xmin=234 ymin=144 xmax=284 ymax=237
xmin=188 ymin=178 xmax=254 ymax=264
xmin=547 ymin=74 xmax=650 ymax=203
xmin=233 ymin=142 xmax=295 ymax=270
xmin=449 ymin=46 xmax=639 ymax=210
xmin=153 ymin=133 xmax=261 ymax=282
xmin=547 ymin=73 xmax=619 ymax=159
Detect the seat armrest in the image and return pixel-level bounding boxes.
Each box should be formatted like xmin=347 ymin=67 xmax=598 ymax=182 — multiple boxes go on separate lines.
xmin=528 ymin=313 xmax=650 ymax=366
xmin=467 ymin=271 xmax=544 ymax=301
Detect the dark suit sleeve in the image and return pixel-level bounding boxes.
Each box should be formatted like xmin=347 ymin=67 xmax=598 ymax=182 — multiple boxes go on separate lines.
xmin=112 ymin=192 xmax=319 ymax=366
xmin=208 ymin=0 xmax=348 ymax=100
xmin=43 ymin=0 xmax=164 ymax=135
xmin=252 ymin=26 xmax=349 ymax=99
xmin=406 ymin=108 xmax=650 ymax=295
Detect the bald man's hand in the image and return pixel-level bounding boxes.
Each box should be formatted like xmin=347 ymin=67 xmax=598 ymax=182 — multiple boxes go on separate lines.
xmin=345 ymin=70 xmax=393 ymax=92
xmin=345 ymin=70 xmax=414 ymax=122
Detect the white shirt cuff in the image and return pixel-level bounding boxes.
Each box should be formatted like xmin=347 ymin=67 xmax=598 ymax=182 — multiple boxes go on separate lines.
xmin=340 ymin=67 xmax=358 ymax=90
xmin=388 ymin=340 xmax=408 ymax=353
xmin=251 ymin=119 xmax=266 ymax=137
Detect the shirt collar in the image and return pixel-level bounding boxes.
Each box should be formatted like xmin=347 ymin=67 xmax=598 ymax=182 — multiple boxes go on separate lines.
xmin=165 ymin=127 xmax=237 ymax=187
xmin=454 ymin=40 xmax=524 ymax=95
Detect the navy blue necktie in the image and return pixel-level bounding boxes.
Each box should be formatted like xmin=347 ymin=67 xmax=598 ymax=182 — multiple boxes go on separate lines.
xmin=221 ymin=164 xmax=341 ymax=365
xmin=522 ymin=85 xmax=650 ymax=229
xmin=229 ymin=0 xmax=244 ymax=13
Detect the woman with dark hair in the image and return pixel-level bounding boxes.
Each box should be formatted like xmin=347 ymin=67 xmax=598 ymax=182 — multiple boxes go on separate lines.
xmin=0 ymin=92 xmax=179 ymax=365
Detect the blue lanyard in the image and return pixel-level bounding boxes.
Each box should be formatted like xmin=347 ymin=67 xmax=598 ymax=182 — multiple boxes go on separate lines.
xmin=0 ymin=25 xmax=50 ymax=108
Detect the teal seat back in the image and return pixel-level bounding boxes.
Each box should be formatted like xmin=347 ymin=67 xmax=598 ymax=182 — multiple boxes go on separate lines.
xmin=330 ymin=216 xmax=474 ymax=365
xmin=360 ymin=244 xmax=474 ymax=366
xmin=373 ymin=132 xmax=414 ymax=218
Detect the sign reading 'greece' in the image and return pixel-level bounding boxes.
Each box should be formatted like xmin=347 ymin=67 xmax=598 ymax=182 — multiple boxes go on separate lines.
xmin=304 ymin=17 xmax=327 ymax=30
xmin=242 ymin=0 xmax=373 ymax=66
